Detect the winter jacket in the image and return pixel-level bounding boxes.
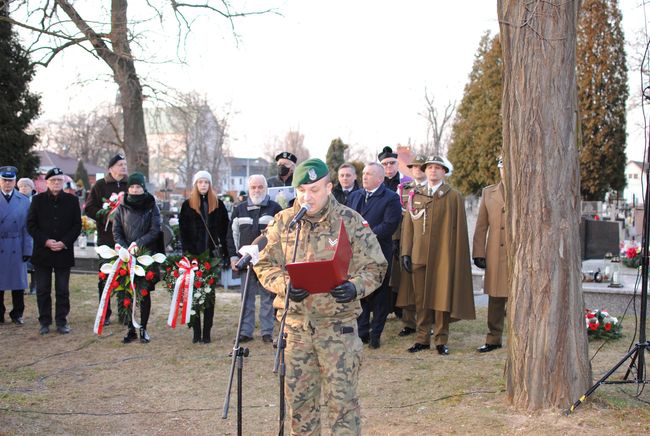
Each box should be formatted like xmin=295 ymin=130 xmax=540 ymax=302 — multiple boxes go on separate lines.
xmin=332 ymin=181 xmax=360 ymax=205
xmin=84 ymin=173 xmax=128 ymax=246
xmin=112 ymin=193 xmax=162 ymax=253
xmin=226 ymin=195 xmax=282 ymax=261
xmin=179 ymin=197 xmax=230 ymax=258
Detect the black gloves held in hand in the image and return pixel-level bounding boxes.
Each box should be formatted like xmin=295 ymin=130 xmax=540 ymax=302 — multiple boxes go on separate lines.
xmin=473 ymin=257 xmax=487 ymax=269
xmin=288 ymin=285 xmax=310 ymax=303
xmin=401 ymin=255 xmax=412 ymax=273
xmin=331 ymin=281 xmax=357 ymax=303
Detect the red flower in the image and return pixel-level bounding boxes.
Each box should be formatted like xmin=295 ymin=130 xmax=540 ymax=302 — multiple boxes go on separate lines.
xmin=204 ymin=262 xmax=211 ymax=270
xmin=627 ymin=247 xmax=638 ymax=259
xmin=145 ymin=271 xmax=155 ymax=281
xmin=119 ymin=269 xmax=127 ymax=276
xmin=141 ymin=289 xmax=149 ymax=297
xmin=166 ymin=266 xmax=171 ymax=272
xmin=123 ymin=298 xmax=131 ymax=308
xmin=194 ymin=280 xmax=202 ymax=288
xmin=208 ymin=277 xmax=215 ymax=285
xmin=196 ymin=270 xmax=203 ymax=278
xmin=589 ymin=322 xmax=598 ymax=331
xmin=604 ymin=323 xmax=612 ymax=331
xmin=594 ymin=215 xmax=600 ymax=220
xmin=586 ymin=312 xmax=596 ymax=319
xmin=173 ymin=270 xmax=179 ymax=278
xmin=98 ymin=272 xmax=107 ymax=280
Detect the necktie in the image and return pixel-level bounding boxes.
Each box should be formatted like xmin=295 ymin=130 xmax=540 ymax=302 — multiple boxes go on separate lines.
xmin=365 ymin=191 xmax=371 ymax=204
xmin=428 ymin=187 xmax=434 ymax=196
xmin=4 ymin=193 xmax=10 ymax=202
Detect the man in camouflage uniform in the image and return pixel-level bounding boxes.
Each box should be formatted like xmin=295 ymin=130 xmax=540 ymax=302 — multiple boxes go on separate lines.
xmin=394 ymin=155 xmax=428 ymax=337
xmin=256 ymin=158 xmax=387 ymax=435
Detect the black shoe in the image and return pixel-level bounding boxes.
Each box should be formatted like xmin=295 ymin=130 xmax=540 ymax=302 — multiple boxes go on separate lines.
xmin=202 ymin=336 xmax=211 ymax=344
xmin=359 ymin=335 xmax=370 ymax=344
xmin=369 ymin=337 xmax=380 ymax=349
xmin=123 ymin=328 xmax=137 ymax=343
xmin=238 ymin=335 xmax=253 ymax=343
xmin=398 ymin=327 xmax=416 ymax=337
xmin=262 ymin=334 xmax=273 ymax=343
xmin=477 ymin=343 xmax=502 ymax=353
xmin=436 ymin=344 xmax=449 ymax=355
xmin=407 ymin=343 xmax=430 ymax=353
xmin=103 ymin=317 xmax=111 ymax=326
xmin=193 ymin=332 xmax=201 ymax=343
xmin=56 ymin=324 xmax=71 ymax=334
xmin=11 ymin=316 xmax=24 ymax=326
xmin=39 ymin=325 xmax=50 ymax=335
xmin=139 ymin=327 xmax=150 ymax=343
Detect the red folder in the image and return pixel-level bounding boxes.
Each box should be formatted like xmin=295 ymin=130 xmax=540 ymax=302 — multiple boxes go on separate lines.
xmin=286 ymin=219 xmax=352 ymax=293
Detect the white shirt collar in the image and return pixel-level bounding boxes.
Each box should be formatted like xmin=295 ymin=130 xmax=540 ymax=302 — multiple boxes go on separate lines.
xmin=427 ymin=181 xmax=443 ymax=194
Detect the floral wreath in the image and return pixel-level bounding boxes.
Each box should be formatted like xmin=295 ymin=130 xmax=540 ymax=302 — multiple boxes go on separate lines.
xmin=585 ymin=309 xmax=622 ymax=340
xmin=94 ymin=243 xmax=166 ymax=335
xmin=161 ymin=251 xmax=221 ymax=329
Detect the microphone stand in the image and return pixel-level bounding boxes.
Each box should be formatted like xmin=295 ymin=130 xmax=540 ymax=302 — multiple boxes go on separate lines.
xmin=274 ymin=220 xmax=302 ymax=436
xmin=222 ymin=265 xmax=254 ymax=436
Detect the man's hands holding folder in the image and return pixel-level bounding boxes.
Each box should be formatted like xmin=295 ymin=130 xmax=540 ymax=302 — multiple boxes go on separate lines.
xmin=331 ymin=281 xmax=357 ymax=303
xmin=288 ymin=285 xmax=310 ymax=303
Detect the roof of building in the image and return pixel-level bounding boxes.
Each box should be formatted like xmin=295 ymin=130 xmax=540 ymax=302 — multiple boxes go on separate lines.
xmin=37 ymin=150 xmax=106 ymax=177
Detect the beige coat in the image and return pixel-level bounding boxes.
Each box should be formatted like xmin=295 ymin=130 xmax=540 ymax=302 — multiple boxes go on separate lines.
xmin=400 ymin=184 xmax=475 ymax=320
xmin=472 ymin=182 xmax=508 ymax=298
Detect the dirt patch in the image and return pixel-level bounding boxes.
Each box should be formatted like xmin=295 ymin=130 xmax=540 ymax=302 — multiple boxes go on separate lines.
xmin=1 ymin=274 xmax=649 ymax=434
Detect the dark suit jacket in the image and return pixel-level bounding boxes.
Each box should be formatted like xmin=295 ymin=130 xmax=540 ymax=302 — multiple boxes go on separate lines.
xmin=347 ymin=184 xmax=402 ymax=261
xmin=28 ymin=190 xmax=82 ymax=268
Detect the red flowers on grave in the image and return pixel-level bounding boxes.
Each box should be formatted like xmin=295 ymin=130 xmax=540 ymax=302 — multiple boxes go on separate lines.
xmin=141 ymin=289 xmax=149 ymax=297
xmin=98 ymin=272 xmax=107 ymax=280
xmin=123 ymin=298 xmax=131 ymax=308
xmin=145 ymin=270 xmax=155 ymax=281
xmin=585 ymin=309 xmax=622 ymax=340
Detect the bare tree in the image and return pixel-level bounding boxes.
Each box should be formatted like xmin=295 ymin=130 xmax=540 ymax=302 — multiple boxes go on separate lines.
xmin=264 ymin=129 xmax=310 ymax=172
xmin=2 ymin=0 xmax=275 ymax=178
xmin=498 ymin=0 xmax=591 ymax=410
xmin=147 ymin=91 xmax=230 ymax=190
xmin=418 ymin=88 xmax=455 ymax=156
xmin=38 ymin=103 xmax=123 ymax=166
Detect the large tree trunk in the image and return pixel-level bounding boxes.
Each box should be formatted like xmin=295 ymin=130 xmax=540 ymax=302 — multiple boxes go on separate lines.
xmin=56 ymin=0 xmax=149 ymax=178
xmin=498 ymin=0 xmax=592 ymax=410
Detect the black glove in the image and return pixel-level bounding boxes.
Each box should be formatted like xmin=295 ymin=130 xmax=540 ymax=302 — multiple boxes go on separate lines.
xmin=331 ymin=281 xmax=357 ymax=303
xmin=288 ymin=285 xmax=310 ymax=303
xmin=401 ymin=255 xmax=412 ymax=273
xmin=473 ymin=257 xmax=487 ymax=269
xmin=22 ymin=255 xmax=31 ymax=262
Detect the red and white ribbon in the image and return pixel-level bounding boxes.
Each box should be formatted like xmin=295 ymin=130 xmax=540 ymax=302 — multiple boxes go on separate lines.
xmin=93 ymin=242 xmax=139 ymax=335
xmin=167 ymin=257 xmax=199 ymax=328
xmin=103 ymin=192 xmax=124 ymax=231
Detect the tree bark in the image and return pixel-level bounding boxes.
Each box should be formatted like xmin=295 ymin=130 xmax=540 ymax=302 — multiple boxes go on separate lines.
xmin=56 ymin=0 xmax=149 ymax=177
xmin=498 ymin=0 xmax=592 ymax=410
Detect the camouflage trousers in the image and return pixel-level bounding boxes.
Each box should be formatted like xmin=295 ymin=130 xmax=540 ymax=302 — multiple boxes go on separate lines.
xmin=285 ymin=321 xmax=363 ymax=436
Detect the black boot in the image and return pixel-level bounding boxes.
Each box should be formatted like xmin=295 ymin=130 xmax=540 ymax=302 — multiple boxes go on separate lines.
xmin=192 ymin=312 xmax=202 ymax=343
xmin=202 ymin=306 xmax=214 ymax=344
xmin=123 ymin=327 xmax=137 ymax=344
xmin=139 ymin=327 xmax=150 ymax=343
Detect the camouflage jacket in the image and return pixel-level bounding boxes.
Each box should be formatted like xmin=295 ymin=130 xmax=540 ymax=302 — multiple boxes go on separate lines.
xmin=255 ymin=195 xmax=387 ymax=329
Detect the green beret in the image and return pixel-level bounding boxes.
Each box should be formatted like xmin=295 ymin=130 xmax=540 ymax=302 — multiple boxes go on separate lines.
xmin=292 ymin=158 xmax=329 ymax=187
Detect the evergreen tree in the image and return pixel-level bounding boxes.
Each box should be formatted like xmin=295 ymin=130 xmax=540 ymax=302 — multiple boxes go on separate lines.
xmin=577 ymin=0 xmax=628 ymax=200
xmin=0 ymin=5 xmax=41 ymax=178
xmin=75 ymin=160 xmax=90 ymax=190
xmin=447 ymin=33 xmax=503 ymax=196
xmin=325 ymin=137 xmax=349 ymax=180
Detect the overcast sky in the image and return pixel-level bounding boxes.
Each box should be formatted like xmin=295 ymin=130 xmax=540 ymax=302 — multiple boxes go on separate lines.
xmin=21 ymin=0 xmax=650 ymax=162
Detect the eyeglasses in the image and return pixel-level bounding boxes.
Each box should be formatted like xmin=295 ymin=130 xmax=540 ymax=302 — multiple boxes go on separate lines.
xmin=381 ymin=161 xmax=398 ymax=166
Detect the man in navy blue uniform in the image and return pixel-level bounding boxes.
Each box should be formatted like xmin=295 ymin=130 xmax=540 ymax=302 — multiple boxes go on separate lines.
xmin=0 ymin=166 xmax=32 ymax=325
xmin=347 ymin=162 xmax=402 ymax=348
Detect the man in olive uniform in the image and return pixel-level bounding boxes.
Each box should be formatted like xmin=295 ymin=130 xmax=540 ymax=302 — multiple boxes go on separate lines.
xmin=473 ymin=157 xmax=508 ymax=352
xmin=401 ymin=156 xmax=475 ymax=355
xmin=394 ymin=155 xmax=428 ymax=337
xmin=256 ymin=158 xmax=387 ymax=435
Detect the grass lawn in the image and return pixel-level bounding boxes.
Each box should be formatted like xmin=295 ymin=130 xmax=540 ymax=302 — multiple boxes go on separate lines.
xmin=1 ymin=273 xmax=649 ymax=435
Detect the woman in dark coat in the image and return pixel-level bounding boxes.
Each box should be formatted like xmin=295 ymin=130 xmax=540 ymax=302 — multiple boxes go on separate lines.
xmin=179 ymin=170 xmax=229 ymax=343
xmin=112 ymin=172 xmax=162 ymax=344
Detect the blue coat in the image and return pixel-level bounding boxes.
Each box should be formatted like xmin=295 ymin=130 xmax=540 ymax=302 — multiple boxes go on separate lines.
xmin=0 ymin=191 xmax=33 ymax=290
xmin=347 ymin=184 xmax=402 ymax=262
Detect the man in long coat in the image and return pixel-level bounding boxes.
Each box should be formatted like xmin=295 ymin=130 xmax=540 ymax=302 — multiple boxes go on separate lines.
xmin=0 ymin=166 xmax=32 ymax=325
xmin=472 ymin=157 xmax=508 ymax=352
xmin=401 ymin=156 xmax=475 ymax=355
xmin=27 ymin=168 xmax=82 ymax=335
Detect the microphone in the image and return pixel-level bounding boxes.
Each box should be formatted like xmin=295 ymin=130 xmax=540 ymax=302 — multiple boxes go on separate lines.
xmin=288 ymin=204 xmax=311 ymax=230
xmin=235 ymin=235 xmax=268 ymax=271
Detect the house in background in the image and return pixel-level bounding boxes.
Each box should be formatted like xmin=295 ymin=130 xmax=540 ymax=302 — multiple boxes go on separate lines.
xmin=35 ymin=150 xmax=105 ymax=193
xmin=221 ymin=157 xmax=270 ymax=195
xmin=624 ymin=160 xmax=645 ymax=205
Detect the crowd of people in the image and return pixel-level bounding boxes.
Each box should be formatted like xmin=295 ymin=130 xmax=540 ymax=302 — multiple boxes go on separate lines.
xmin=1 ymin=148 xmax=508 ymax=434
